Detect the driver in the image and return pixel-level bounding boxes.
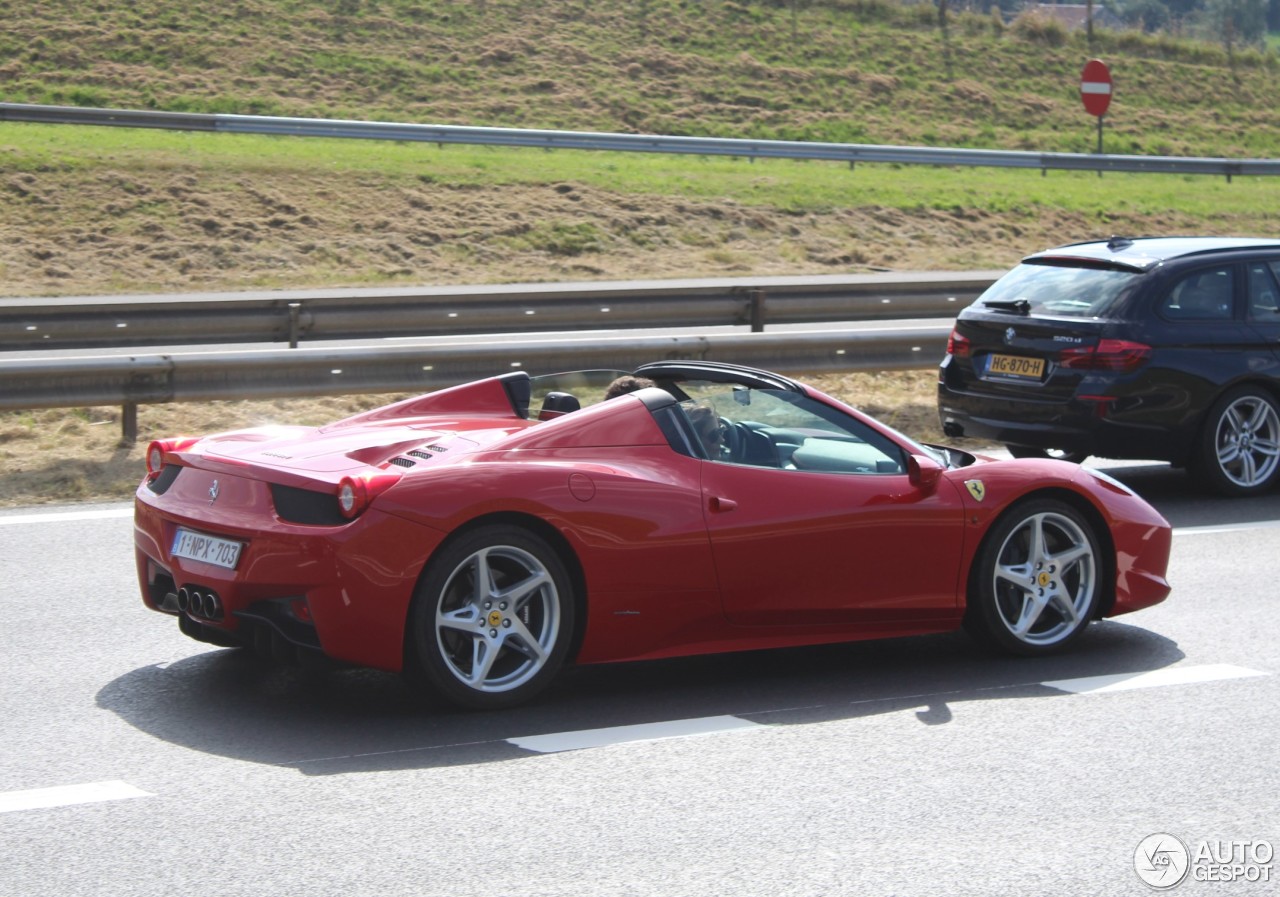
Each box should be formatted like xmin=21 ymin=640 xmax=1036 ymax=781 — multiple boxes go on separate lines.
xmin=687 ymin=404 xmax=725 ymax=459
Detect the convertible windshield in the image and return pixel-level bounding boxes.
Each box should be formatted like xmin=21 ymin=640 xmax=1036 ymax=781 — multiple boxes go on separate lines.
xmin=677 ymin=385 xmax=909 ymax=473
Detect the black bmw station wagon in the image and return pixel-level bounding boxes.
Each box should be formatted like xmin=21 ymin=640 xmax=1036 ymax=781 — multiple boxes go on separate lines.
xmin=938 ymin=236 xmax=1280 ymax=496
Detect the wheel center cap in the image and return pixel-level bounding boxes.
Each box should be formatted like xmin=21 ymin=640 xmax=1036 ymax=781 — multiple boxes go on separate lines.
xmin=1037 ymin=572 xmax=1052 ymax=588
xmin=487 ymin=610 xmax=503 ymax=627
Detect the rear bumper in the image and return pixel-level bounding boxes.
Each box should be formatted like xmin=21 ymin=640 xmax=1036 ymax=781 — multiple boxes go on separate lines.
xmin=938 ymin=385 xmax=1193 ymax=464
xmin=134 ymin=488 xmax=445 ymax=673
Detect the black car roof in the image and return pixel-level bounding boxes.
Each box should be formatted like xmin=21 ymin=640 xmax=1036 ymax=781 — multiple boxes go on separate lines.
xmin=1025 ymin=236 xmax=1280 ymax=272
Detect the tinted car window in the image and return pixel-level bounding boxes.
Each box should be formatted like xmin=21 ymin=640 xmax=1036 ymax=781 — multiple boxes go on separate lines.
xmin=975 ymin=261 xmax=1140 ymax=318
xmin=1249 ymin=262 xmax=1280 ymax=320
xmin=1159 ymin=267 xmax=1235 ymax=320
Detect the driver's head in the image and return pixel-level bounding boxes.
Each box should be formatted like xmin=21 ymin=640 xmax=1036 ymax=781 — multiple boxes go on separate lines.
xmin=687 ymin=404 xmax=724 ymax=458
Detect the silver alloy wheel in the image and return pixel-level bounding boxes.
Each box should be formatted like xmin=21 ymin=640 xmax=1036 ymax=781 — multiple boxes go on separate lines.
xmin=434 ymin=543 xmax=561 ymax=693
xmin=990 ymin=510 xmax=1097 ymax=647
xmin=1212 ymin=393 xmax=1280 ymax=490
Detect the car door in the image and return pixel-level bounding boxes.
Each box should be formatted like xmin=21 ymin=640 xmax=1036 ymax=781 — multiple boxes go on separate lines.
xmin=1245 ymin=260 xmax=1280 ymax=365
xmin=690 ymin=391 xmax=968 ymax=628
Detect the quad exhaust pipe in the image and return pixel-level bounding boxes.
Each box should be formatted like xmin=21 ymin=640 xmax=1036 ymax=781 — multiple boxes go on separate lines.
xmin=177 ymin=585 xmax=223 ymax=621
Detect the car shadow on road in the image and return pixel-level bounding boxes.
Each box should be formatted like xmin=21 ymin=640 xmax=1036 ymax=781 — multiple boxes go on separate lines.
xmin=95 ymin=620 xmax=1183 ymax=775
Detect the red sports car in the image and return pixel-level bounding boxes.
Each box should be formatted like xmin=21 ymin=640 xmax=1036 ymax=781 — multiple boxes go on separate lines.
xmin=134 ymin=361 xmax=1172 ymax=709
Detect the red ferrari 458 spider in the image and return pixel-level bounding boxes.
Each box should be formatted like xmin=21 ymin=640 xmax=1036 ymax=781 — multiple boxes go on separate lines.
xmin=134 ymin=361 xmax=1172 ymax=708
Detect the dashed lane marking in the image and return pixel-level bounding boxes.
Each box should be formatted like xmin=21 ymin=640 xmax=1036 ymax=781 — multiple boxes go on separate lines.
xmin=508 ymin=715 xmax=764 ymax=754
xmin=0 ymin=507 xmax=132 ymax=526
xmin=1174 ymin=520 xmax=1280 ymax=535
xmin=1044 ymin=663 xmax=1269 ymax=695
xmin=0 ymin=780 xmax=153 ymax=815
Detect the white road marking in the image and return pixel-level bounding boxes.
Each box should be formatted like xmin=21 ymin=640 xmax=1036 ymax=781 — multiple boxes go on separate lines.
xmin=1174 ymin=520 xmax=1280 ymax=536
xmin=0 ymin=507 xmax=133 ymax=526
xmin=508 ymin=715 xmax=763 ymax=754
xmin=0 ymin=780 xmax=153 ymax=814
xmin=1044 ymin=663 xmax=1269 ymax=695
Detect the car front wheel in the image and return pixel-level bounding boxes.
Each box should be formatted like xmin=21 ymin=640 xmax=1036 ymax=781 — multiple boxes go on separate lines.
xmin=1196 ymin=387 xmax=1280 ymax=497
xmin=965 ymin=500 xmax=1102 ymax=656
xmin=409 ymin=525 xmax=574 ymax=709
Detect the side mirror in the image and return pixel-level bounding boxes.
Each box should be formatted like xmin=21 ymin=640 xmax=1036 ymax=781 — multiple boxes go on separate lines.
xmin=907 ymin=453 xmax=943 ymax=493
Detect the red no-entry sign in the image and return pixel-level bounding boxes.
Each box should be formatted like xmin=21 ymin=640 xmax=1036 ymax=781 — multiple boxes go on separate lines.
xmin=1080 ymin=59 xmax=1112 ymax=117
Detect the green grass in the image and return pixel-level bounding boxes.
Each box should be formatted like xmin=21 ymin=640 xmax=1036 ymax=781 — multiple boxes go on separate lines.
xmin=5 ymin=1 xmax=1280 ymax=157
xmin=7 ymin=120 xmax=1279 ymax=226
xmin=5 ymin=1 xmax=1280 ymax=301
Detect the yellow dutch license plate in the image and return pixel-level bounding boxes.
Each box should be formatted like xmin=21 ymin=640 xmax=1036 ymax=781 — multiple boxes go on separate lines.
xmin=987 ymin=354 xmax=1045 ymax=380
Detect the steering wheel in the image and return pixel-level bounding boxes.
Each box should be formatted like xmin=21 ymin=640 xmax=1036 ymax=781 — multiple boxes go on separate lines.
xmin=719 ymin=416 xmax=745 ymax=461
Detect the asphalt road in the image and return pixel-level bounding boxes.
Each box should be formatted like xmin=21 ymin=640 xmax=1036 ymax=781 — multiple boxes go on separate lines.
xmin=1 ymin=463 xmax=1277 ymax=897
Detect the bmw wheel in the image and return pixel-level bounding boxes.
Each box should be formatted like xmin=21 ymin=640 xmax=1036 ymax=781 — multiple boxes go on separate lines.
xmin=410 ymin=525 xmax=574 ymax=709
xmin=1196 ymin=387 xmax=1280 ymax=497
xmin=965 ymin=500 xmax=1103 ymax=656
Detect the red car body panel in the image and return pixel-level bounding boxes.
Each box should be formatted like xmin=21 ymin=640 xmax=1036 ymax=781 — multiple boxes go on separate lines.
xmin=134 ymin=367 xmax=1172 ymax=682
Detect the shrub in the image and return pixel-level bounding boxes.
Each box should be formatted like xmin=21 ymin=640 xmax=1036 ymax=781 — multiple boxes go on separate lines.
xmin=1009 ymin=11 xmax=1067 ymax=48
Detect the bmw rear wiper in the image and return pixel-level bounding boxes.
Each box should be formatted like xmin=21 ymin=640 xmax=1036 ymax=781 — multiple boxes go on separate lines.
xmin=981 ymin=298 xmax=1031 ymax=315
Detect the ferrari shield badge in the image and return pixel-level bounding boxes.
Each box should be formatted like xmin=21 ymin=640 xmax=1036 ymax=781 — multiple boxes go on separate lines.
xmin=964 ymin=479 xmax=986 ymax=502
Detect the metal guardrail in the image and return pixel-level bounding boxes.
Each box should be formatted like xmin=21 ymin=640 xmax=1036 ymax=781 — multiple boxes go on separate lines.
xmin=4 ymin=102 xmax=1279 ymax=179
xmin=0 ymin=272 xmax=999 ymax=351
xmin=0 ymin=271 xmax=974 ymax=439
xmin=0 ymin=326 xmax=950 ymax=436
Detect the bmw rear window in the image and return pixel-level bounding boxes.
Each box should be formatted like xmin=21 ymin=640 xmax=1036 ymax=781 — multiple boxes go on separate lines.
xmin=976 ymin=261 xmax=1142 ymax=318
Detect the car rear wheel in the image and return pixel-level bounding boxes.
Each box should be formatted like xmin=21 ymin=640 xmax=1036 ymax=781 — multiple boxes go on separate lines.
xmin=409 ymin=525 xmax=574 ymax=709
xmin=1196 ymin=387 xmax=1280 ymax=497
xmin=965 ymin=500 xmax=1102 ymax=656
xmin=1006 ymin=445 xmax=1089 ymax=464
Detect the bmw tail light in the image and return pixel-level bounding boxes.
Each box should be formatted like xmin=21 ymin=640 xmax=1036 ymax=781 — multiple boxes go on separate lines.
xmin=946 ymin=329 xmax=972 ymax=358
xmin=336 ymin=471 xmax=401 ymax=519
xmin=1058 ymin=339 xmax=1151 ymax=372
xmin=145 ymin=437 xmax=200 ymax=475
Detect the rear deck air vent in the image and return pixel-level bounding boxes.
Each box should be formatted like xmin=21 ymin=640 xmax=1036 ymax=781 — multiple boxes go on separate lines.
xmin=389 ymin=457 xmax=416 ymax=468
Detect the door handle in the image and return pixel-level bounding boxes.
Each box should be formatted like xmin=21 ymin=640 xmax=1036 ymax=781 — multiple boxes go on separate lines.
xmin=709 ymin=496 xmax=738 ymax=512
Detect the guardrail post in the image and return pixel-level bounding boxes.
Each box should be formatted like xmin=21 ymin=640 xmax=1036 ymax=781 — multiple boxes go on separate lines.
xmin=748 ymin=289 xmax=766 ymax=332
xmin=288 ymin=302 xmax=302 ymax=348
xmin=122 ymin=402 xmax=138 ymax=444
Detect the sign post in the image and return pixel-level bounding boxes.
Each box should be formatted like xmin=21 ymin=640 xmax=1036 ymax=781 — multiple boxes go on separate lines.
xmin=1080 ymin=59 xmax=1112 ymax=159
